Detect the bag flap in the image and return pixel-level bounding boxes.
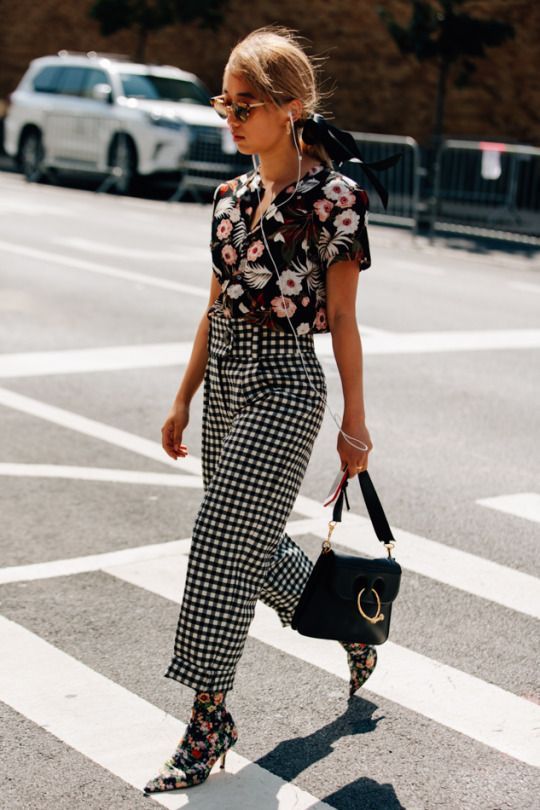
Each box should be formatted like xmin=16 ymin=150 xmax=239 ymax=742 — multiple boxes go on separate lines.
xmin=328 ymin=551 xmax=402 ymax=602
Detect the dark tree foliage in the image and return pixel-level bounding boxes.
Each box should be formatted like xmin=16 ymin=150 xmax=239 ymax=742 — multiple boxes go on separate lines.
xmin=377 ymin=0 xmax=515 ymax=144
xmin=89 ymin=0 xmax=229 ymax=61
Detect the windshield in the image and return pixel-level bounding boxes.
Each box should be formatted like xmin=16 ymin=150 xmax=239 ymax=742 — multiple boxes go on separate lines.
xmin=119 ymin=73 xmax=209 ymax=105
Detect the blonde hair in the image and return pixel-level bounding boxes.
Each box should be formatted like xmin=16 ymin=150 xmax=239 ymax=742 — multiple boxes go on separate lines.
xmin=224 ymin=26 xmax=333 ymax=166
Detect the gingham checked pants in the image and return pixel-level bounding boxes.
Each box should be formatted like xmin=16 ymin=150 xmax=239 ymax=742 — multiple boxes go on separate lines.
xmin=164 ymin=311 xmax=327 ymax=692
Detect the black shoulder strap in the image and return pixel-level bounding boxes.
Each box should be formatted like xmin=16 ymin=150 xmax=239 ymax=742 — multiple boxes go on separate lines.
xmin=331 ymin=470 xmax=395 ymax=545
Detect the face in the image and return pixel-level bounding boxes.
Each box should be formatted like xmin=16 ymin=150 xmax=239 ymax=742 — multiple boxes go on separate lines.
xmin=219 ymin=70 xmax=298 ymax=156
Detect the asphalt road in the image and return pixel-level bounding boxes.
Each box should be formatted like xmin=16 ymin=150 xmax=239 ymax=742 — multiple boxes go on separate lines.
xmin=0 ymin=170 xmax=539 ymax=810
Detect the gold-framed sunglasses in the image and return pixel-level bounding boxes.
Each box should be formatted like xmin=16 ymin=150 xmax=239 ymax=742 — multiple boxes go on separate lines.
xmin=209 ymin=94 xmax=266 ymax=123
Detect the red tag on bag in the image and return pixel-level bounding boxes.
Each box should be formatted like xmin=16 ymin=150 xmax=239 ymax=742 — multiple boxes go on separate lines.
xmin=323 ymin=467 xmax=349 ymax=507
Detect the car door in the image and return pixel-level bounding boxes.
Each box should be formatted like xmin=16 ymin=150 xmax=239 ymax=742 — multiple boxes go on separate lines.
xmin=44 ymin=66 xmax=91 ymax=165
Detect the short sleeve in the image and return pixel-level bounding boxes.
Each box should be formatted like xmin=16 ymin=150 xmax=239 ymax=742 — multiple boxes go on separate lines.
xmin=316 ymin=176 xmax=371 ymax=272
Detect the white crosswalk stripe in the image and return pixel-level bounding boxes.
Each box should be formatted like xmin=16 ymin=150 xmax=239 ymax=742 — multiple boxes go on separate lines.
xmin=0 ymin=616 xmax=332 ymax=809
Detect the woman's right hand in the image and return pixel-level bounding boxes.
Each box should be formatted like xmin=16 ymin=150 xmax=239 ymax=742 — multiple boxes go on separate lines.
xmin=161 ymin=401 xmax=190 ymax=460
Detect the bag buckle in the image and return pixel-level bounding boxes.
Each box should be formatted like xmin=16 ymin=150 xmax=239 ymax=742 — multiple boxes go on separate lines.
xmin=384 ymin=541 xmax=395 ymax=559
xmin=322 ymin=520 xmax=336 ymax=554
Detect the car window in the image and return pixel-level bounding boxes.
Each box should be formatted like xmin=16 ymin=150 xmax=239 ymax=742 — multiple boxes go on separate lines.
xmin=56 ymin=67 xmax=89 ymax=97
xmin=81 ymin=68 xmax=111 ymax=98
xmin=33 ymin=65 xmax=62 ymax=94
xmin=119 ymin=73 xmax=209 ymax=105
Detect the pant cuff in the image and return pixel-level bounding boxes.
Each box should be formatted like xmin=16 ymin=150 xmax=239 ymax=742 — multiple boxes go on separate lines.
xmin=164 ymin=657 xmax=236 ymax=693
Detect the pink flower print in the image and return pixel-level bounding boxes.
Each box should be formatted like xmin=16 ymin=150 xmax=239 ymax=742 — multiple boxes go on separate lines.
xmin=217 ymin=219 xmax=233 ymax=240
xmin=336 ymin=191 xmax=356 ymax=208
xmin=247 ymin=240 xmax=264 ymax=262
xmin=301 ymin=296 xmax=310 ymax=306
xmin=271 ymin=296 xmax=297 ymax=318
xmin=314 ymin=199 xmax=334 ymax=222
xmin=314 ymin=307 xmax=327 ymax=330
xmin=323 ymin=179 xmax=349 ymax=201
xmin=333 ymin=209 xmax=360 ymax=234
xmin=277 ymin=269 xmax=302 ymax=296
xmin=297 ymin=322 xmax=311 ymax=335
xmin=221 ymin=244 xmax=238 ymax=265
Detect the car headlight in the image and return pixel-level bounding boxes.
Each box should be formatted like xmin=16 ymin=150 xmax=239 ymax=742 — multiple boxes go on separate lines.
xmin=147 ymin=112 xmax=185 ymax=131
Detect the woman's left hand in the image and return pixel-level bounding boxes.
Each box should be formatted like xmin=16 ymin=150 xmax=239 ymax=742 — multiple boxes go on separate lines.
xmin=337 ymin=420 xmax=373 ymax=477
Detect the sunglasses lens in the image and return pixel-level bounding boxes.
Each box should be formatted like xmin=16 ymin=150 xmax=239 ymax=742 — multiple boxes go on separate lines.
xmin=211 ymin=98 xmax=228 ymax=118
xmin=235 ymin=106 xmax=249 ymax=123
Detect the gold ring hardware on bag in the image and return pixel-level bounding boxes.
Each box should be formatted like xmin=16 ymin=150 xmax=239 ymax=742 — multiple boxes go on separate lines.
xmin=322 ymin=520 xmax=336 ymax=554
xmin=357 ymin=588 xmax=385 ymax=624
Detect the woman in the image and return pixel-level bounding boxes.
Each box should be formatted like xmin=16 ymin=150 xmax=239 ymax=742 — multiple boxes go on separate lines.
xmin=144 ymin=25 xmax=377 ymax=795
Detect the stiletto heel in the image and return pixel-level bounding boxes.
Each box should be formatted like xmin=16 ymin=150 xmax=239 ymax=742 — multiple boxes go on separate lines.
xmin=220 ymin=751 xmax=227 ymax=769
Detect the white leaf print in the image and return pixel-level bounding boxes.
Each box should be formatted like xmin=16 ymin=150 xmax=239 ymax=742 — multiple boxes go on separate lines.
xmin=273 ymin=232 xmax=285 ymax=243
xmin=318 ymin=227 xmax=352 ymax=261
xmin=214 ymin=196 xmax=237 ymax=219
xmin=266 ymin=204 xmax=285 ymax=223
xmin=231 ymin=218 xmax=247 ymax=248
xmin=296 ymin=177 xmax=321 ymax=194
xmin=242 ymin=263 xmax=273 ymax=289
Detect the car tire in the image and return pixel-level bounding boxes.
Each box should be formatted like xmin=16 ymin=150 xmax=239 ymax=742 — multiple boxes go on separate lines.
xmin=19 ymin=129 xmax=45 ymax=183
xmin=109 ymin=135 xmax=137 ymax=195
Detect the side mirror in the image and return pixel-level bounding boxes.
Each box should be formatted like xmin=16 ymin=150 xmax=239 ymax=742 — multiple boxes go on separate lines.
xmin=91 ymin=83 xmax=112 ymax=103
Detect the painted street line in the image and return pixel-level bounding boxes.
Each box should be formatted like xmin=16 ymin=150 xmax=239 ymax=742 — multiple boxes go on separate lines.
xmin=0 ymin=344 xmax=193 ymax=377
xmin=52 ymin=236 xmax=209 ymax=262
xmin=0 ymin=240 xmax=209 ymax=297
xmin=477 ymin=493 xmax=540 ymax=525
xmin=0 ymin=463 xmax=202 ymax=487
xmin=0 ymin=616 xmax=331 ymax=810
xmin=105 ymin=553 xmax=540 ymax=769
xmin=2 ymin=326 xmax=540 ymax=380
xmin=508 ymin=281 xmax=540 ymax=295
xmin=0 ymin=386 xmax=202 ymax=478
xmin=0 ymin=538 xmax=194 ymax=585
xmin=1 ymin=386 xmax=537 ymax=618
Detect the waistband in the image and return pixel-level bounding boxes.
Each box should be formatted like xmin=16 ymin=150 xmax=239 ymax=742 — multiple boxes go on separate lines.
xmin=207 ymin=312 xmax=315 ymax=358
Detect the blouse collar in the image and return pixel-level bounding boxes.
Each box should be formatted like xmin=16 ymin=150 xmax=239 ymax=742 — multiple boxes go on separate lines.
xmin=245 ymin=161 xmax=326 ymax=195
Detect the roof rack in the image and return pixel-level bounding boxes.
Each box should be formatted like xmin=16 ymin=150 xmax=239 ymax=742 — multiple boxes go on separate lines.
xmin=57 ymin=50 xmax=131 ymax=61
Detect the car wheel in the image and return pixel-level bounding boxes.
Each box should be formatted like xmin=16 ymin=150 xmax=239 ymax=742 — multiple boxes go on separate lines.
xmin=20 ymin=130 xmax=45 ymax=182
xmin=109 ymin=136 xmax=136 ymax=195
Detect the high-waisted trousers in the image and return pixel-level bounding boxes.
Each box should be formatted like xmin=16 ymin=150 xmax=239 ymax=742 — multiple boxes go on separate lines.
xmin=164 ymin=311 xmax=327 ymax=693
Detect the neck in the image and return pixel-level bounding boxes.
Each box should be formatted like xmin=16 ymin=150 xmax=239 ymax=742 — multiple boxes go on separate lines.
xmin=257 ymin=140 xmax=305 ymax=188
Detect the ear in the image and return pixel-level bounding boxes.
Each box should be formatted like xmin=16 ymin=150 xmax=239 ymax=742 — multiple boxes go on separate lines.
xmin=287 ymin=100 xmax=303 ymax=123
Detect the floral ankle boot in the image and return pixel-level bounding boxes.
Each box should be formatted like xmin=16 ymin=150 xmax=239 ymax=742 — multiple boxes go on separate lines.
xmin=144 ymin=690 xmax=238 ymax=793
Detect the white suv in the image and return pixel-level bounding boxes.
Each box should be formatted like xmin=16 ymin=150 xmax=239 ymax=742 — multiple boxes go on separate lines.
xmin=4 ymin=51 xmax=249 ymax=194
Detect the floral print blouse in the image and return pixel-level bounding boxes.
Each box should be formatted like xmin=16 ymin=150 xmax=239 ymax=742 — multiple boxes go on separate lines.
xmin=207 ymin=162 xmax=371 ymax=335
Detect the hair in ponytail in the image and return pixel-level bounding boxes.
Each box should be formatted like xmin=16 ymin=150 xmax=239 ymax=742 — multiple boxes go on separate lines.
xmin=224 ymin=25 xmax=333 ymax=166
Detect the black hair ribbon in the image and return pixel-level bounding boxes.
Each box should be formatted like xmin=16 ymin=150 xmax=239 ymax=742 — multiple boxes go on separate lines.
xmin=302 ymin=113 xmax=403 ymax=210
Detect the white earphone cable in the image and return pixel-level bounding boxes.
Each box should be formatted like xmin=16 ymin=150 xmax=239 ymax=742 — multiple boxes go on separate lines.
xmin=250 ymin=112 xmax=368 ymax=454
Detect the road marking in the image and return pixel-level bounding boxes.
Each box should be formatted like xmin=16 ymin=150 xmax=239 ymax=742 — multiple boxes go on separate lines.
xmin=0 ymin=616 xmax=331 ymax=810
xmin=508 ymin=282 xmax=540 ymax=295
xmin=0 ymin=463 xmax=202 ymax=488
xmin=1 ymin=386 xmax=538 ymax=618
xmin=0 ymin=343 xmax=193 ymax=377
xmin=52 ymin=236 xmax=209 ymax=262
xmin=2 ymin=324 xmax=540 ymax=379
xmin=105 ymin=553 xmax=540 ymax=769
xmin=0 ymin=386 xmax=202 ymax=477
xmin=477 ymin=493 xmax=540 ymax=524
xmin=0 ymin=240 xmax=209 ymax=297
xmin=389 ymin=260 xmax=445 ymax=276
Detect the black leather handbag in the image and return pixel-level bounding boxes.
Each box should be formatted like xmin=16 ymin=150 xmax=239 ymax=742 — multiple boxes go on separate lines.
xmin=291 ymin=470 xmax=402 ymax=644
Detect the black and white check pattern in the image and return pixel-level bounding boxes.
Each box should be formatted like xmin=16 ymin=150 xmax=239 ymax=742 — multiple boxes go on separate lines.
xmin=165 ymin=313 xmax=327 ymax=692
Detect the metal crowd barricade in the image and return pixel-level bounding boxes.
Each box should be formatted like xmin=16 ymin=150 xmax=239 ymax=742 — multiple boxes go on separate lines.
xmin=340 ymin=132 xmax=421 ymax=230
xmin=168 ymin=125 xmax=252 ymax=202
xmin=431 ymin=139 xmax=540 ymax=241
